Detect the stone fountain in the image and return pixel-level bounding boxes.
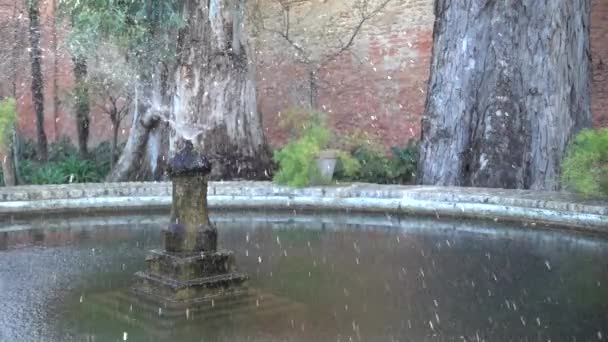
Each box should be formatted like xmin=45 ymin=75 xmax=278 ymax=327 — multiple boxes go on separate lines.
xmin=133 ymin=141 xmax=248 ymax=303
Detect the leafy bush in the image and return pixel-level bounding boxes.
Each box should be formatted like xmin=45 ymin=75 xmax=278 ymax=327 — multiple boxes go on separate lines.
xmin=0 ymin=98 xmax=16 ymax=147
xmin=17 ymin=138 xmax=37 ymax=161
xmin=28 ymin=164 xmax=66 ymax=185
xmin=273 ymin=109 xmax=361 ymax=187
xmin=20 ymin=157 xmax=107 ymax=185
xmin=14 ymin=138 xmax=113 ymax=185
xmin=58 ymin=156 xmax=107 ymax=183
xmin=335 ymin=141 xmax=418 ymax=184
xmin=49 ymin=136 xmax=79 ymax=162
xmin=561 ymin=128 xmax=608 ymax=196
xmin=388 ymin=141 xmax=418 ymax=183
xmin=273 ymin=124 xmax=331 ymax=187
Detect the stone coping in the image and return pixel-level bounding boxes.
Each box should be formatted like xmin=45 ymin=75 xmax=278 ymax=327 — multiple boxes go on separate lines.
xmin=0 ymin=182 xmax=606 ymax=233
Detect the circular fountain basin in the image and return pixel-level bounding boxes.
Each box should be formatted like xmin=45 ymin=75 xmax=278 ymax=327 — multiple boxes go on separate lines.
xmin=1 ymin=211 xmax=607 ymax=341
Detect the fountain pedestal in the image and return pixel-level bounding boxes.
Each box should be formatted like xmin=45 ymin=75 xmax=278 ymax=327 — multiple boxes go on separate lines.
xmin=133 ymin=142 xmax=247 ymax=303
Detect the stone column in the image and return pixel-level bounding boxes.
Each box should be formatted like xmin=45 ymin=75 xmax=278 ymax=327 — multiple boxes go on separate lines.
xmin=133 ymin=141 xmax=247 ymax=303
xmin=165 ymin=141 xmax=217 ymax=253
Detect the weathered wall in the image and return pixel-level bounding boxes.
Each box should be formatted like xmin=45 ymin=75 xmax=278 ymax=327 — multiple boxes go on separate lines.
xmin=254 ymin=0 xmax=433 ymax=148
xmin=1 ymin=0 xmax=607 ymax=150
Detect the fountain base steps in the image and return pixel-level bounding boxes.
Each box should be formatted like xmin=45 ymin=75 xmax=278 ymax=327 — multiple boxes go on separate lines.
xmin=132 ymin=249 xmax=248 ymax=302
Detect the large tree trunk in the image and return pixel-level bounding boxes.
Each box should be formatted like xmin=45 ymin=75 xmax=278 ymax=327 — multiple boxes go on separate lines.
xmin=107 ymin=80 xmax=161 ymax=182
xmin=172 ymin=0 xmax=272 ymax=180
xmin=28 ymin=0 xmax=48 ymax=161
xmin=418 ymin=0 xmax=592 ymax=190
xmin=72 ymin=55 xmax=90 ymax=159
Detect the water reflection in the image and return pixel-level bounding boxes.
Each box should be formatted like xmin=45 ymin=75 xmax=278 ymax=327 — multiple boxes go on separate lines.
xmin=0 ymin=213 xmax=607 ymax=341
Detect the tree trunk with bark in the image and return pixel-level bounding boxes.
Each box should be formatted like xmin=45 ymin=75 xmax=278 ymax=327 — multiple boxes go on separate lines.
xmin=172 ymin=0 xmax=271 ymax=180
xmin=0 ymin=129 xmax=17 ymax=186
xmin=72 ymin=55 xmax=90 ymax=159
xmin=107 ymin=80 xmax=161 ymax=181
xmin=418 ymin=0 xmax=592 ymax=190
xmin=28 ymin=0 xmax=48 ymax=161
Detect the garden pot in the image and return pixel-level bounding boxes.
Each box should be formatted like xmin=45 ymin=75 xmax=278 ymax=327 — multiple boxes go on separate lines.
xmin=315 ymin=149 xmax=339 ymax=184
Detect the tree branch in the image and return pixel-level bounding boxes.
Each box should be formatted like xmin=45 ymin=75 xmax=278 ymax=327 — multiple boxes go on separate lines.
xmin=319 ymin=0 xmax=392 ymax=68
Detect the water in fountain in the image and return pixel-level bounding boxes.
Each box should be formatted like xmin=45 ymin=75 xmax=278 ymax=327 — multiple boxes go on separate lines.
xmin=1 ymin=213 xmax=607 ymax=341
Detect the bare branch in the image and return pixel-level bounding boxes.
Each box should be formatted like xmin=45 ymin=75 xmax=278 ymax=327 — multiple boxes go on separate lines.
xmin=319 ymin=0 xmax=392 ymax=68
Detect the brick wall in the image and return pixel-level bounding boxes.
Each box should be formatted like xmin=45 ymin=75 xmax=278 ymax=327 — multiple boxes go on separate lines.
xmin=257 ymin=0 xmax=608 ymax=148
xmin=254 ymin=0 xmax=434 ymax=148
xmin=2 ymin=0 xmax=607 ymax=150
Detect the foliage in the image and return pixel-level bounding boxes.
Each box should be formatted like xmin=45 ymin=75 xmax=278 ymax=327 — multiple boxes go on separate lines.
xmin=59 ymin=0 xmax=184 ymax=69
xmin=48 ymin=136 xmax=78 ymax=162
xmin=561 ymin=128 xmax=608 ymax=196
xmin=15 ymin=138 xmax=113 ymax=185
xmin=389 ymin=141 xmax=419 ymax=183
xmin=273 ymin=109 xmax=362 ymax=187
xmin=58 ymin=156 xmax=107 ymax=183
xmin=0 ymin=98 xmax=16 ymax=147
xmin=335 ymin=141 xmax=418 ymax=184
xmin=17 ymin=138 xmax=37 ymax=161
xmin=23 ymin=161 xmax=66 ymax=185
xmin=273 ymin=124 xmax=331 ymax=187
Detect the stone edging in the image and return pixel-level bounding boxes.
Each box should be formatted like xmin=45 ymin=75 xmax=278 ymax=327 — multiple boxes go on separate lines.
xmin=0 ymin=182 xmax=606 ymax=234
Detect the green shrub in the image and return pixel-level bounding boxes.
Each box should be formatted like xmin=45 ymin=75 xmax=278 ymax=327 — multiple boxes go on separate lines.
xmin=388 ymin=141 xmax=418 ymax=183
xmin=561 ymin=128 xmax=608 ymax=196
xmin=335 ymin=141 xmax=418 ymax=184
xmin=58 ymin=155 xmax=107 ymax=183
xmin=49 ymin=136 xmax=78 ymax=162
xmin=29 ymin=164 xmax=66 ymax=185
xmin=0 ymin=98 xmax=16 ymax=147
xmin=15 ymin=139 xmax=113 ymax=185
xmin=17 ymin=139 xmax=37 ymax=161
xmin=273 ymin=124 xmax=331 ymax=187
xmin=349 ymin=144 xmax=392 ymax=183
